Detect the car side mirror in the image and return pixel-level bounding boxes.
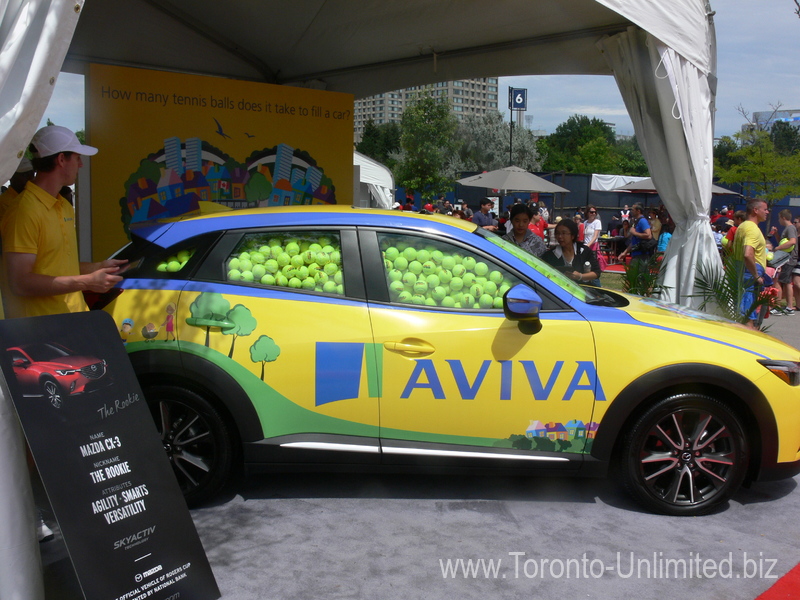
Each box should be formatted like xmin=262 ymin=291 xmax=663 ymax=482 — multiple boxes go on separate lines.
xmin=12 ymin=358 xmax=28 ymax=368
xmin=503 ymin=284 xmax=542 ymax=335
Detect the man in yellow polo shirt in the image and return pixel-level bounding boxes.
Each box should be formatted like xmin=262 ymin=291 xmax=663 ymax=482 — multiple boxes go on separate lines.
xmin=733 ymin=198 xmax=769 ymax=329
xmin=0 ymin=157 xmax=36 ymax=318
xmin=1 ymin=125 xmax=127 ymax=319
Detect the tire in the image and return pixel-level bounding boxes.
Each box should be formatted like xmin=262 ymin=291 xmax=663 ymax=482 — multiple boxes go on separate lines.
xmin=41 ymin=377 xmax=64 ymax=408
xmin=144 ymin=384 xmax=234 ymax=506
xmin=620 ymin=393 xmax=749 ymax=516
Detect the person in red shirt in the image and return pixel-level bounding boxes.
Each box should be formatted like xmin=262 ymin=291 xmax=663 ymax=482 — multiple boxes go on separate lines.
xmin=574 ymin=213 xmax=585 ymax=242
xmin=723 ymin=211 xmax=745 ymax=253
xmin=528 ymin=211 xmax=548 ymax=239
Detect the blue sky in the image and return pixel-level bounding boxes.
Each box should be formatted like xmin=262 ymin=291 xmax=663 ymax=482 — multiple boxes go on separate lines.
xmin=43 ymin=0 xmax=799 ymax=140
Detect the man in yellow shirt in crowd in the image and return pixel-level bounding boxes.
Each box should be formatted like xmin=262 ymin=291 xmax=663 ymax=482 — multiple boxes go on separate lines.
xmin=1 ymin=125 xmax=127 ymax=319
xmin=733 ymin=198 xmax=770 ymax=329
xmin=0 ymin=158 xmax=35 ymax=318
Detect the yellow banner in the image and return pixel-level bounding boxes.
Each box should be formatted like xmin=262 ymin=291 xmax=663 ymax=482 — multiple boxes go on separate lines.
xmin=86 ymin=64 xmax=354 ymax=260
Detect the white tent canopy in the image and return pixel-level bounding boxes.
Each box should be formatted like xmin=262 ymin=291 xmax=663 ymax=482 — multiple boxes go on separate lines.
xmin=354 ymin=150 xmax=394 ymax=209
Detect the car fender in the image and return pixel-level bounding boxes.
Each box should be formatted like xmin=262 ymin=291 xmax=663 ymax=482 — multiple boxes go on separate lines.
xmin=127 ymin=348 xmax=263 ymax=443
xmin=591 ymin=363 xmax=777 ymax=478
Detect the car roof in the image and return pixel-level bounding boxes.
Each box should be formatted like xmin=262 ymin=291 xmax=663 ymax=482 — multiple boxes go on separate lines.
xmin=131 ymin=205 xmax=478 ymax=248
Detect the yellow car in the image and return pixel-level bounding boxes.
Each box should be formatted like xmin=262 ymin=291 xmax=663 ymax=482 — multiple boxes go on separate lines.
xmin=95 ymin=206 xmax=800 ymax=515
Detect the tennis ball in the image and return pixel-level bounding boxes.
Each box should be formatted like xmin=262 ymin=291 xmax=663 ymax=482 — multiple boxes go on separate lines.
xmin=228 ymin=269 xmax=242 ymax=281
xmin=441 ymin=256 xmax=455 ymax=271
xmin=408 ymin=260 xmax=423 ymax=275
xmin=241 ymin=270 xmax=254 ymax=282
xmin=290 ymin=254 xmax=304 ymax=268
xmin=451 ymin=292 xmax=464 ymax=305
xmin=767 ymin=251 xmax=774 ymax=261
xmin=276 ymin=274 xmax=289 ymax=287
xmin=462 ymin=273 xmax=476 ymax=287
xmin=426 ymin=274 xmax=440 ymax=288
xmin=396 ymin=240 xmax=409 ymax=251
xmin=167 ymin=260 xmax=182 ymax=272
xmin=385 ymin=247 xmax=400 ymax=261
xmin=309 ymin=243 xmax=322 ymax=253
xmin=268 ymin=238 xmax=282 ymax=247
xmin=413 ymin=280 xmax=428 ymax=295
xmin=315 ymin=271 xmax=329 ymax=285
xmin=450 ymin=276 xmax=464 ymax=291
xmin=421 ymin=260 xmax=437 ymax=276
xmin=452 ymin=264 xmax=466 ymax=277
xmin=285 ymin=242 xmax=300 ymax=256
xmin=296 ymin=265 xmax=309 ymax=280
xmin=484 ymin=281 xmax=498 ymax=296
xmin=389 ymin=280 xmax=405 ymax=295
xmin=299 ymin=240 xmax=311 ymax=252
xmin=316 ymin=252 xmax=330 ymax=266
xmin=302 ymin=250 xmax=316 ymax=264
xmin=250 ymin=251 xmax=266 ymax=264
xmin=498 ymin=284 xmax=511 ymax=297
xmin=431 ymin=250 xmax=444 ymax=264
xmin=470 ymin=283 xmax=483 ymax=298
xmin=402 ymin=247 xmax=417 ymax=262
xmin=318 ymin=236 xmax=332 ymax=247
xmin=281 ymin=265 xmax=297 ymax=279
xmin=388 ymin=269 xmax=403 ymax=282
xmin=276 ymin=252 xmax=290 ymax=267
xmin=264 ymin=259 xmax=279 ymax=274
xmin=271 ymin=245 xmax=283 ymax=259
xmin=489 ymin=270 xmax=504 ymax=285
xmin=424 ymin=298 xmax=437 ymax=306
xmin=462 ymin=256 xmax=476 ymax=271
xmin=398 ymin=290 xmax=412 ymax=303
xmin=394 ymin=256 xmax=409 ymax=271
xmin=441 ymin=296 xmax=456 ymax=308
xmin=438 ymin=269 xmax=453 ymax=284
xmin=416 ymin=249 xmax=431 ymax=264
xmin=462 ymin=293 xmax=476 ymax=306
xmin=288 ymin=277 xmax=302 ymax=288
xmin=431 ymin=286 xmax=447 ymax=301
xmin=330 ymin=251 xmax=341 ymax=265
xmin=301 ymin=277 xmax=315 ymax=290
xmin=336 ymin=284 xmax=344 ymax=295
xmin=479 ymin=294 xmax=494 ymax=308
xmin=402 ymin=272 xmax=417 ymax=287
xmin=411 ymin=294 xmax=426 ymax=305
xmin=333 ymin=271 xmax=343 ymax=284
xmin=475 ymin=276 xmax=488 ymax=288
xmin=324 ymin=262 xmax=339 ymax=276
xmin=493 ymin=297 xmax=504 ymax=309
xmin=474 ymin=262 xmax=489 ymax=276
xmin=252 ymin=264 xmax=267 ymax=280
xmin=177 ymin=249 xmax=192 ymax=263
xmin=238 ymin=259 xmax=253 ymax=273
xmin=323 ymin=281 xmax=337 ymax=293
xmin=238 ymin=251 xmax=251 ymax=262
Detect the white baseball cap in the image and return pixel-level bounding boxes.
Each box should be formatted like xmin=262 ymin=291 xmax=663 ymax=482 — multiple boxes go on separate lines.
xmin=30 ymin=125 xmax=98 ymax=158
xmin=15 ymin=157 xmax=33 ymax=173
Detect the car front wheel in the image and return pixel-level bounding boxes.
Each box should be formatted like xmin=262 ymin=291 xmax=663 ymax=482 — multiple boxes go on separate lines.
xmin=144 ymin=384 xmax=234 ymax=506
xmin=621 ymin=393 xmax=749 ymax=516
xmin=41 ymin=377 xmax=64 ymax=408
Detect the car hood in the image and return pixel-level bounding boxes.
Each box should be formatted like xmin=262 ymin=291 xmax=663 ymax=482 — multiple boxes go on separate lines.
xmin=35 ymin=356 xmax=103 ymax=370
xmin=616 ymin=294 xmax=800 ymax=361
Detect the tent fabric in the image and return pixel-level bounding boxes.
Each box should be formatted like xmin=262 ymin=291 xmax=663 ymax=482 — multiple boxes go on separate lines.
xmin=612 ymin=176 xmax=739 ymax=196
xmin=590 ymin=174 xmax=648 ymax=192
xmin=598 ymin=22 xmax=720 ymax=307
xmin=0 ymin=0 xmax=83 ymax=184
xmin=457 ymin=166 xmax=570 ymax=193
xmin=354 ymin=151 xmax=394 ymax=209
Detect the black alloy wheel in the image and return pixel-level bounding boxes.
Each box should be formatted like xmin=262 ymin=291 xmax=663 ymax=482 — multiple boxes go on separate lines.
xmin=144 ymin=384 xmax=234 ymax=506
xmin=42 ymin=377 xmax=64 ymax=408
xmin=621 ymin=394 xmax=749 ymax=516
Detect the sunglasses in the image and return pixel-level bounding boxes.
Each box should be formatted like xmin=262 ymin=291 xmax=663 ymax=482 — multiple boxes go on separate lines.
xmin=588 ymin=210 xmax=596 ymax=214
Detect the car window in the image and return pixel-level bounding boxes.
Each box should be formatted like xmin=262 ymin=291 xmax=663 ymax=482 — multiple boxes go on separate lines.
xmin=113 ymin=231 xmax=220 ymax=280
xmin=377 ymin=232 xmax=521 ymax=309
xmin=223 ymin=231 xmax=345 ymax=295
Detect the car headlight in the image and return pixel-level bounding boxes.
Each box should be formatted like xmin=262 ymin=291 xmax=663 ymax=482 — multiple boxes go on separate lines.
xmin=758 ymin=360 xmax=800 ymax=386
xmin=55 ymin=369 xmax=77 ymax=376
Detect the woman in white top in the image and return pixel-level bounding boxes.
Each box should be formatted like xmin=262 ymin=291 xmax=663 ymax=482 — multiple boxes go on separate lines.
xmin=583 ymin=205 xmax=602 ymax=251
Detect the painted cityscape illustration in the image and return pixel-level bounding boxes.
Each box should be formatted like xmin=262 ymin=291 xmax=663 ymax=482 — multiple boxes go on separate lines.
xmin=121 ymin=136 xmax=337 ymax=228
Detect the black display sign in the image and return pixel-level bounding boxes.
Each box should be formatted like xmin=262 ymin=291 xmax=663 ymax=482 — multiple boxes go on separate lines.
xmin=0 ymin=311 xmax=220 ymax=600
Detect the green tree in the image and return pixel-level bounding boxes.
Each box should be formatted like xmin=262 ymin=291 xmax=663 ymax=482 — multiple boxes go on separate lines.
xmin=532 ymin=436 xmax=555 ymax=452
xmin=715 ymin=128 xmax=800 ymax=204
xmin=250 ymin=335 xmax=281 ymax=380
xmin=186 ymin=292 xmax=231 ymax=346
xmin=395 ymin=94 xmax=459 ymax=200
xmin=511 ymin=435 xmax=533 ymax=451
xmin=449 ymin=111 xmax=540 ymax=173
xmin=244 ymin=171 xmax=273 ymax=204
xmin=223 ymin=304 xmax=258 ymax=357
xmin=713 ymin=135 xmax=743 ymax=171
xmin=537 ymin=114 xmax=616 ymax=172
xmin=357 ymin=120 xmax=401 ymax=169
xmin=771 ymin=121 xmax=800 ymax=156
xmin=615 ymin=136 xmax=649 ymax=175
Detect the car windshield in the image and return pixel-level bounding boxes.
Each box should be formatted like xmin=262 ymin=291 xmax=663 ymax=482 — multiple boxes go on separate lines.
xmin=22 ymin=343 xmax=72 ymax=362
xmin=477 ymin=228 xmax=602 ymax=303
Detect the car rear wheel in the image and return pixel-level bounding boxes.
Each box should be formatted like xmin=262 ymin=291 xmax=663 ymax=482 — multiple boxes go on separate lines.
xmin=41 ymin=377 xmax=63 ymax=408
xmin=621 ymin=393 xmax=749 ymax=516
xmin=144 ymin=384 xmax=234 ymax=506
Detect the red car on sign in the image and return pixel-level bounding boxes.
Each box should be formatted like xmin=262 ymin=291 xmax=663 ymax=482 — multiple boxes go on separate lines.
xmin=7 ymin=342 xmax=107 ymax=408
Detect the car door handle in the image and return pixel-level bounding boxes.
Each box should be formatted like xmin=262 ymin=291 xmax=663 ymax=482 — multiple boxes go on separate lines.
xmin=383 ymin=339 xmax=435 ymax=355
